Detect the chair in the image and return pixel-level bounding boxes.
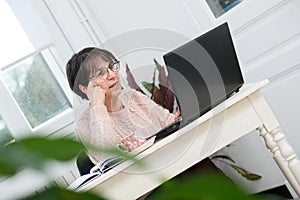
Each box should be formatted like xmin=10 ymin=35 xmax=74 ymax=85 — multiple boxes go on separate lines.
xmin=76 ymin=150 xmax=95 ymax=176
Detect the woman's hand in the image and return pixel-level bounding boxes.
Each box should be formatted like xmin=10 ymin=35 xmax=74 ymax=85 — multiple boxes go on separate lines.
xmin=86 ymin=81 xmax=108 ymax=106
xmin=174 ymin=107 xmax=181 ymax=120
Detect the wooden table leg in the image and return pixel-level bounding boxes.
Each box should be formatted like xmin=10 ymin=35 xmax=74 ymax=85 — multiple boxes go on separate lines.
xmin=257 ymin=126 xmax=300 ymax=196
xmin=249 ymin=90 xmax=300 ymax=196
xmin=270 ymin=127 xmax=300 ymax=187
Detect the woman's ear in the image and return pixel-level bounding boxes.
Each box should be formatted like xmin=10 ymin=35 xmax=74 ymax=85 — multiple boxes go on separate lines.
xmin=79 ymin=84 xmax=87 ymax=94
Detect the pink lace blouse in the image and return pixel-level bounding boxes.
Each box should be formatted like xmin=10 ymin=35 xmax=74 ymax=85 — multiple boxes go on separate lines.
xmin=74 ymin=89 xmax=174 ymax=164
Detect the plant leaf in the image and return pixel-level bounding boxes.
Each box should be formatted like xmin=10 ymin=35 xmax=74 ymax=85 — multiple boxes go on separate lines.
xmin=156 ymin=66 xmax=175 ymax=113
xmin=0 ymin=136 xmax=143 ymax=176
xmin=18 ymin=137 xmax=85 ymax=161
xmin=245 ymin=173 xmax=262 ymax=181
xmin=163 ymin=85 xmax=175 ymax=113
xmin=142 ymin=81 xmax=158 ymax=95
xmin=126 ymin=59 xmax=175 ymax=112
xmin=125 ymin=63 xmax=145 ymax=94
xmin=0 ymin=137 xmax=85 ymax=175
xmin=147 ymin=172 xmax=263 ymax=200
xmin=153 ymin=58 xmax=161 ymax=71
xmin=211 ymin=155 xmax=235 ymax=163
xmin=153 ymin=89 xmax=162 ymax=106
xmin=28 ymin=186 xmax=105 ymax=200
xmin=231 ymin=165 xmax=248 ymax=177
xmin=158 ymin=64 xmax=168 ymax=87
xmin=150 ymin=67 xmax=156 ymax=99
xmin=230 ymin=165 xmax=261 ymax=181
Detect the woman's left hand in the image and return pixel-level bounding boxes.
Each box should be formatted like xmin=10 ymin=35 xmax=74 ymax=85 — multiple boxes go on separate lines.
xmin=174 ymin=107 xmax=181 ymax=120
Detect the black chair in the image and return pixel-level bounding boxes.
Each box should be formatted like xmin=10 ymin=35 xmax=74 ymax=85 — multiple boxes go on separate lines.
xmin=76 ymin=150 xmax=95 ymax=176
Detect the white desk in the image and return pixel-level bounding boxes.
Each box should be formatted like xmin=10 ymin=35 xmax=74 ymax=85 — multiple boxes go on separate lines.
xmin=77 ymin=80 xmax=300 ymax=199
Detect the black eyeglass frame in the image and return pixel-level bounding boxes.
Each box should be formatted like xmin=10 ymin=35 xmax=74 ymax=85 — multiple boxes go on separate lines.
xmin=81 ymin=60 xmax=120 ymax=84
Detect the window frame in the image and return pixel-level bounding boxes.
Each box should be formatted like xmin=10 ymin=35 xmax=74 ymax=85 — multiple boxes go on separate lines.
xmin=0 ymin=45 xmax=75 ymax=139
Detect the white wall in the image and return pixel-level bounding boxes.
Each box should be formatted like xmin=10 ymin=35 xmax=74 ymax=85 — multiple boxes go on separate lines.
xmin=84 ymin=0 xmax=205 ymax=87
xmin=6 ymin=0 xmax=300 ymax=197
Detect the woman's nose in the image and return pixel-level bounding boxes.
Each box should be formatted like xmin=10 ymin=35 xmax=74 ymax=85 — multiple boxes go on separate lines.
xmin=106 ymin=68 xmax=116 ymax=79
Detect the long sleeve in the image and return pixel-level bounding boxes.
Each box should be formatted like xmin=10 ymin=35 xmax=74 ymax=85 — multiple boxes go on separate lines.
xmin=74 ymin=105 xmax=122 ymax=164
xmin=89 ymin=105 xmax=121 ymax=145
xmin=130 ymin=89 xmax=175 ymax=128
xmin=74 ymin=89 xmax=176 ymax=164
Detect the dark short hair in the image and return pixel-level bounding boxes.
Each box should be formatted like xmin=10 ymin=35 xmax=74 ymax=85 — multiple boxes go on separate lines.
xmin=66 ymin=47 xmax=117 ymax=100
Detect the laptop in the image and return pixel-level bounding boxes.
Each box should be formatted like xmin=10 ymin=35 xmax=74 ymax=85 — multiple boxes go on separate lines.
xmin=148 ymin=22 xmax=244 ymax=141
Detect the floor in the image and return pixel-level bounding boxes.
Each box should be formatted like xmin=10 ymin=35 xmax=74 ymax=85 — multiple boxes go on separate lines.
xmin=256 ymin=185 xmax=295 ymax=200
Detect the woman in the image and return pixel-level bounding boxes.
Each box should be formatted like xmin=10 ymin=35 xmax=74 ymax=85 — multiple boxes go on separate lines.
xmin=66 ymin=47 xmax=178 ymax=164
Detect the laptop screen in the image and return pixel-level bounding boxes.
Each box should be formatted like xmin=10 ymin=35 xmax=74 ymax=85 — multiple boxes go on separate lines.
xmin=163 ymin=22 xmax=244 ymax=127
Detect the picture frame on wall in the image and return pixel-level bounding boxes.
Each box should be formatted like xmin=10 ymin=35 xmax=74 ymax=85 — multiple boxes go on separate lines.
xmin=206 ymin=0 xmax=242 ymax=18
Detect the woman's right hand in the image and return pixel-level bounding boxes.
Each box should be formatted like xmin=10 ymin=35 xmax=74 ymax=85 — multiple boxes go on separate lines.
xmin=86 ymin=81 xmax=107 ymax=106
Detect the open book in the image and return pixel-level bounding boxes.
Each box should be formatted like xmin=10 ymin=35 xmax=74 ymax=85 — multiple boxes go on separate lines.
xmin=68 ymin=137 xmax=155 ymax=190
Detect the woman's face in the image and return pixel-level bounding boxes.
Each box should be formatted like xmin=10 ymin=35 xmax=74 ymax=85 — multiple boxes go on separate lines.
xmin=89 ymin=60 xmax=122 ymax=98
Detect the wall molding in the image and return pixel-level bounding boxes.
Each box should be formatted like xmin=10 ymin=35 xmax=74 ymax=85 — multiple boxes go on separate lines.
xmin=233 ymin=0 xmax=292 ymax=37
xmin=245 ymin=44 xmax=300 ymax=82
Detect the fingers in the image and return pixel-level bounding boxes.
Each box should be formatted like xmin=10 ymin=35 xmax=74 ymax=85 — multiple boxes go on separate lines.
xmin=86 ymin=81 xmax=106 ymax=106
xmin=88 ymin=80 xmax=109 ymax=90
xmin=174 ymin=107 xmax=181 ymax=120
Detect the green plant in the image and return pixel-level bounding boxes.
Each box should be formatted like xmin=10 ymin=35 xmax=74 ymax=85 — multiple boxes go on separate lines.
xmin=146 ymin=172 xmax=262 ymax=200
xmin=126 ymin=58 xmax=175 ymax=113
xmin=0 ymin=137 xmax=103 ymax=199
xmin=0 ymin=137 xmax=141 ymax=199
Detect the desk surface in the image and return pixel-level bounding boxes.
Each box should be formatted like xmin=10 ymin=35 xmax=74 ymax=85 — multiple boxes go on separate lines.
xmin=75 ymin=79 xmax=300 ymax=199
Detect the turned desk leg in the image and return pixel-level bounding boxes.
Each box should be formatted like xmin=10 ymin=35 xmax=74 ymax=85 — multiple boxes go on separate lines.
xmin=257 ymin=126 xmax=300 ymax=196
xmin=270 ymin=127 xmax=300 ymax=186
xmin=249 ymin=90 xmax=300 ymax=196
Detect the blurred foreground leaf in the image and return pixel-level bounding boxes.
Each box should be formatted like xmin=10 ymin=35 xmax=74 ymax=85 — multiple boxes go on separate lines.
xmin=0 ymin=136 xmax=142 ymax=176
xmin=147 ymin=172 xmax=263 ymax=200
xmin=0 ymin=136 xmax=143 ymax=199
xmin=0 ymin=137 xmax=85 ymax=175
xmin=27 ymin=186 xmax=105 ymax=200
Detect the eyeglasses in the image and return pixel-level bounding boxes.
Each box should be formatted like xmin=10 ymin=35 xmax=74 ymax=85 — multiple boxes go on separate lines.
xmin=84 ymin=60 xmax=120 ymax=83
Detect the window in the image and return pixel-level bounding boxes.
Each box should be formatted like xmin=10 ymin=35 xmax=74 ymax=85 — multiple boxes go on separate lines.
xmin=1 ymin=48 xmax=72 ymax=128
xmin=206 ymin=0 xmax=242 ymax=18
xmin=0 ymin=114 xmax=14 ymax=145
xmin=0 ymin=0 xmax=73 ymax=137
